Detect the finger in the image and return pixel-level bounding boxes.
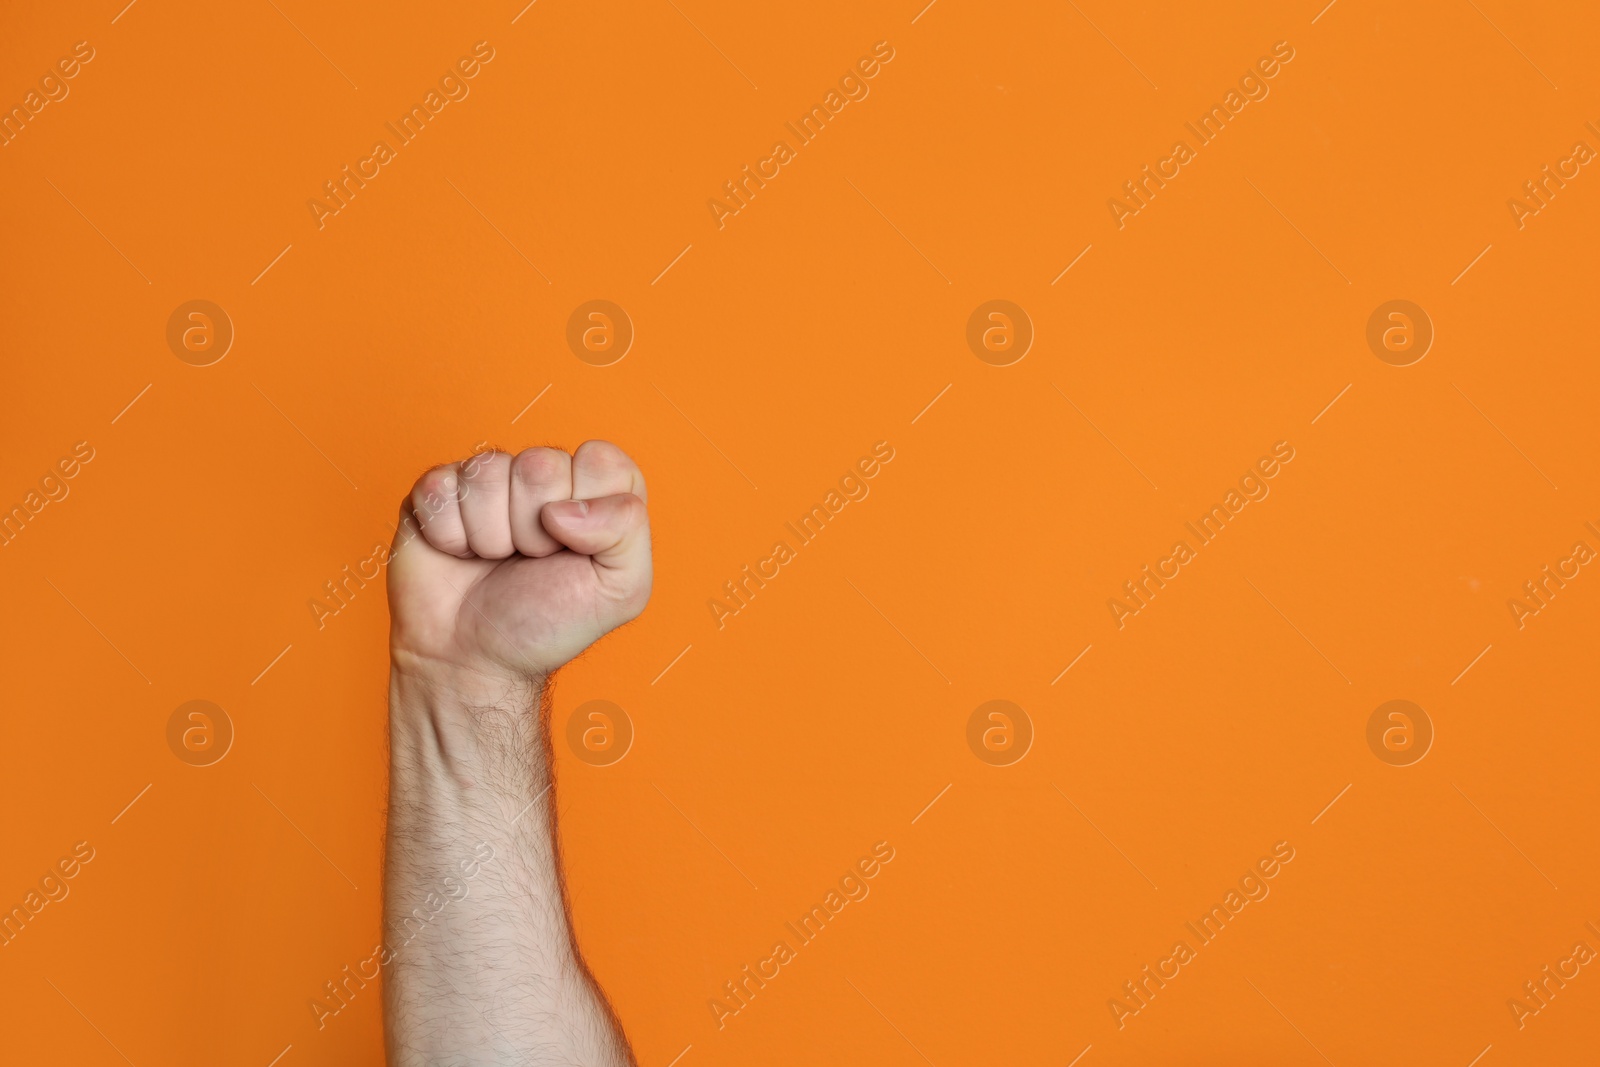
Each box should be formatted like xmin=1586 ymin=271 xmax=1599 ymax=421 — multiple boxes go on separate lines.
xmin=390 ymin=500 xmax=426 ymax=558
xmin=458 ymin=450 xmax=515 ymax=559
xmin=541 ymin=493 xmax=651 ymax=577
xmin=508 ymin=447 xmax=573 ymax=557
xmin=409 ymin=464 xmax=471 ymax=558
xmin=570 ymin=439 xmax=647 ymax=504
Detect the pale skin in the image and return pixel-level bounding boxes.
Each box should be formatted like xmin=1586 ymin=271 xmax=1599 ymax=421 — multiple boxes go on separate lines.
xmin=384 ymin=440 xmax=650 ymax=1066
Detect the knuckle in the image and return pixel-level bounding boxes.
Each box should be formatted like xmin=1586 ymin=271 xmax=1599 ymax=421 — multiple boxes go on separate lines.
xmin=418 ymin=464 xmax=460 ymax=499
xmin=576 ymin=439 xmax=645 ymax=497
xmin=575 ymin=439 xmax=628 ymax=470
xmin=461 ymin=449 xmax=509 ymax=482
xmin=412 ymin=469 xmax=462 ymax=525
xmin=513 ymin=447 xmax=569 ymax=484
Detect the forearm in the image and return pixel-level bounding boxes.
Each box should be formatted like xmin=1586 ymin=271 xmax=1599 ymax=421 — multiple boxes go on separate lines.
xmin=383 ymin=664 xmax=632 ymax=1067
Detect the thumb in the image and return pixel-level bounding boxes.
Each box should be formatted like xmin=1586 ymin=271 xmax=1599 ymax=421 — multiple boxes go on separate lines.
xmin=541 ymin=492 xmax=652 ymax=583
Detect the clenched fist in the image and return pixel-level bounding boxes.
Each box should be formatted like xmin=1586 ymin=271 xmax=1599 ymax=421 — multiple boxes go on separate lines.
xmin=387 ymin=441 xmax=652 ymax=686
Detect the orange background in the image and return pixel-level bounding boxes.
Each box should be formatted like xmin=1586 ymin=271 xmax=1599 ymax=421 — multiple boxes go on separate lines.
xmin=3 ymin=1 xmax=1599 ymax=1064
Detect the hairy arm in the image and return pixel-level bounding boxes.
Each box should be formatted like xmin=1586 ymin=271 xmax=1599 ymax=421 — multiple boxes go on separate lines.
xmin=383 ymin=443 xmax=649 ymax=1066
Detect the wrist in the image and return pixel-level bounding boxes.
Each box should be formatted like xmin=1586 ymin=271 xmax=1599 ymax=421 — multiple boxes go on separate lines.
xmin=389 ymin=657 xmax=550 ymax=792
xmin=390 ymin=652 xmax=546 ymax=714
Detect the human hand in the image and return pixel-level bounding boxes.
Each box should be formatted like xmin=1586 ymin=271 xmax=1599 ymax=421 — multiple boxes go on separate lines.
xmin=387 ymin=441 xmax=652 ymax=689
